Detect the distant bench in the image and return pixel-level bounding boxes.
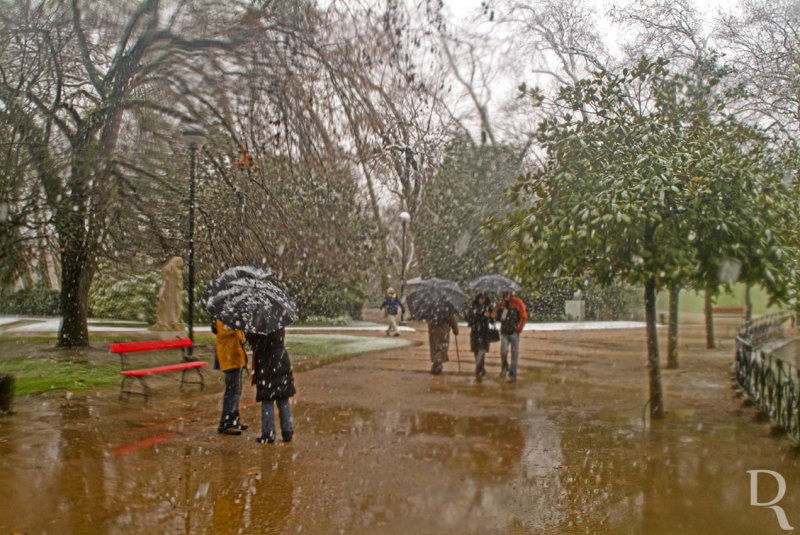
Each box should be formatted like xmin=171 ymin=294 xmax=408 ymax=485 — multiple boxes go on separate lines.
xmin=712 ymin=307 xmax=745 ymax=315
xmin=108 ymin=338 xmax=207 ymax=401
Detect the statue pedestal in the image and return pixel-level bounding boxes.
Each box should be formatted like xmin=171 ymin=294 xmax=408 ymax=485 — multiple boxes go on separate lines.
xmin=147 ymin=323 xmax=186 ymax=338
xmin=565 ymin=300 xmax=585 ymax=321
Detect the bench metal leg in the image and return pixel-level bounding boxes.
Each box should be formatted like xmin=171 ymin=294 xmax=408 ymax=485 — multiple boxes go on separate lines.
xmin=119 ymin=375 xmax=150 ymax=402
xmin=180 ymin=367 xmax=205 ymax=392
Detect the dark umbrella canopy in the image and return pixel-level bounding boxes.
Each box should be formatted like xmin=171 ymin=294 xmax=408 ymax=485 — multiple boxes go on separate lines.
xmin=201 ymin=265 xmax=274 ymax=304
xmin=467 ymin=274 xmax=520 ymax=293
xmin=204 ymin=272 xmax=295 ymax=335
xmin=406 ymin=278 xmax=466 ymax=321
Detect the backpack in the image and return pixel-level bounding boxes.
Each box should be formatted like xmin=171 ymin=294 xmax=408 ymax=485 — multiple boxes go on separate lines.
xmin=499 ymin=305 xmax=520 ymax=335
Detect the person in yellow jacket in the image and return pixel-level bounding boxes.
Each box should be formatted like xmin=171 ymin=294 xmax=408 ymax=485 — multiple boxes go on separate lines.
xmin=212 ymin=318 xmax=248 ymax=435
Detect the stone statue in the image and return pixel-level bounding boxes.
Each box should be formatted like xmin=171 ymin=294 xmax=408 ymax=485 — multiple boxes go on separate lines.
xmin=149 ymin=256 xmax=185 ymax=332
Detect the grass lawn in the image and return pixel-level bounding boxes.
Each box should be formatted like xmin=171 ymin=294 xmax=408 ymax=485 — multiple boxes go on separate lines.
xmin=0 ymin=332 xmax=412 ymax=397
xmin=0 ymin=359 xmax=121 ymax=396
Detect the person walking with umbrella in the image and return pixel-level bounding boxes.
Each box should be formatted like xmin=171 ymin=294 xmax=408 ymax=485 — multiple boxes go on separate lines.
xmin=494 ymin=290 xmax=527 ymax=383
xmin=406 ymin=278 xmax=466 ymax=376
xmin=466 ymin=293 xmax=494 ymax=381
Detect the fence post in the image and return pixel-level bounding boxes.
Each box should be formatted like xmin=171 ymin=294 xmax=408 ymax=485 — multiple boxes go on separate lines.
xmin=734 ymin=312 xmax=799 ymax=443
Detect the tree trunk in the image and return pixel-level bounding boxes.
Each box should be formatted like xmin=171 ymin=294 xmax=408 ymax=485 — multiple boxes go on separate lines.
xmin=645 ymin=277 xmax=665 ymax=419
xmin=667 ymin=284 xmax=679 ymax=369
xmin=704 ymin=289 xmax=715 ymax=349
xmin=57 ymin=236 xmax=95 ymax=347
xmin=0 ymin=374 xmax=13 ymax=413
xmin=357 ymin=154 xmax=389 ymax=294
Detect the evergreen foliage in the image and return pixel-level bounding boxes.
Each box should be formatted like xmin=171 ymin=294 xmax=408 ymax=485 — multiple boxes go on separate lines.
xmin=0 ymin=284 xmax=60 ymax=316
xmin=415 ymin=139 xmax=521 ymax=285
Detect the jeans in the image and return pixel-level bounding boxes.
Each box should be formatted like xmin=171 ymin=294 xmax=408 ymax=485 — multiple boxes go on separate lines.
xmin=261 ymin=397 xmax=293 ymax=441
xmin=219 ymin=367 xmax=243 ymax=430
xmin=500 ymin=333 xmax=520 ymax=379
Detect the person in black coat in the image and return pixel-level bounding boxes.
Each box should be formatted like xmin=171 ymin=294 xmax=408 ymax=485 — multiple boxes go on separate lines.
xmin=466 ymin=293 xmax=494 ymax=381
xmin=246 ymin=328 xmax=295 ymax=444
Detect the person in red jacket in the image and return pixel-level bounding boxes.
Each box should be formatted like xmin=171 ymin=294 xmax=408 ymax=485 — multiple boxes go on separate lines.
xmin=494 ymin=291 xmax=527 ymax=383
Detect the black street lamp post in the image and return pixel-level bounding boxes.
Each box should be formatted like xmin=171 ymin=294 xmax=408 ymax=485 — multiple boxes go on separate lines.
xmin=182 ymin=127 xmax=205 ymax=353
xmin=399 ymin=211 xmax=410 ymax=323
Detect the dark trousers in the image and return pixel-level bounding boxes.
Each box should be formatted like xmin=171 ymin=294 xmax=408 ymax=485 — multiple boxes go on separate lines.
xmin=474 ymin=349 xmax=486 ymax=378
xmin=218 ymin=367 xmax=243 ymax=431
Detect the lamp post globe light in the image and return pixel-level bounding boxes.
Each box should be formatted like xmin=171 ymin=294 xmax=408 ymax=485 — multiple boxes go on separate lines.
xmin=399 ymin=211 xmax=411 ymax=322
xmin=181 ymin=126 xmax=205 ymax=352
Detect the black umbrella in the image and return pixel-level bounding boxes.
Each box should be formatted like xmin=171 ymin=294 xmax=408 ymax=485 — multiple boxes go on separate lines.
xmin=467 ymin=274 xmax=520 ymax=293
xmin=406 ymin=278 xmax=467 ymax=321
xmin=204 ymin=274 xmax=295 ymax=335
xmin=201 ymin=265 xmax=274 ymax=304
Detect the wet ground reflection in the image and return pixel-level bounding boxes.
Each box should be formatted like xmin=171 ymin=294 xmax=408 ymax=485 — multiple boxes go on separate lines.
xmin=1 ymin=326 xmax=800 ymax=534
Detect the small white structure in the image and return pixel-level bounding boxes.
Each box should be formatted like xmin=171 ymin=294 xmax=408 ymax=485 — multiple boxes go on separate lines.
xmin=565 ymin=300 xmax=585 ymax=321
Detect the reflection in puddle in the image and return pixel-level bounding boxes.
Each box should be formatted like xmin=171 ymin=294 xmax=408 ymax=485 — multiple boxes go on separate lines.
xmin=1 ymin=349 xmax=800 ymax=534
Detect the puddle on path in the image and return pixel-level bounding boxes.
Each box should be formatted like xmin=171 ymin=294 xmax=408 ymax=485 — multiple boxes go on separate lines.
xmin=1 ymin=328 xmax=799 ymax=534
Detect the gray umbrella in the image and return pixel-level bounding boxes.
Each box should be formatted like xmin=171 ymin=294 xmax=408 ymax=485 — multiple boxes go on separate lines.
xmin=204 ymin=273 xmax=295 ymax=334
xmin=406 ymin=278 xmax=466 ymax=321
xmin=467 ymin=274 xmax=520 ymax=293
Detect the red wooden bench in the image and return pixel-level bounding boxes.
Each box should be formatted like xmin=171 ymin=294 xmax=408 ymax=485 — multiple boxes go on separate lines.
xmin=109 ymin=338 xmax=207 ymax=401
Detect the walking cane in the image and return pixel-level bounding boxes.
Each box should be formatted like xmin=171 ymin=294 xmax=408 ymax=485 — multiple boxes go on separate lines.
xmin=454 ymin=334 xmax=461 ymax=373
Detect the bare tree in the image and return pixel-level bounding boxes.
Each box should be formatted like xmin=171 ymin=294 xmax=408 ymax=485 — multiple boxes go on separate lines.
xmin=612 ymin=0 xmax=710 ymax=65
xmin=493 ymin=0 xmax=610 ymax=86
xmin=716 ymin=0 xmax=800 ymax=138
xmin=0 ymin=0 xmax=256 ymax=346
xmin=454 ymin=0 xmax=612 ymax=161
xmin=307 ymin=1 xmax=457 ymax=288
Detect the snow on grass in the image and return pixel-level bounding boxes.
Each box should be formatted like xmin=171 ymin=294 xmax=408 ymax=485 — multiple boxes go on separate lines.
xmin=287 ymin=334 xmax=412 ymax=357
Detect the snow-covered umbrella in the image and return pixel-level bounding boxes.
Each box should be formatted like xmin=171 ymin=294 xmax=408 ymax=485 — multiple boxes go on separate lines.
xmin=204 ymin=269 xmax=294 ymax=335
xmin=406 ymin=278 xmax=466 ymax=321
xmin=201 ymin=265 xmax=274 ymax=304
xmin=467 ymin=274 xmax=520 ymax=293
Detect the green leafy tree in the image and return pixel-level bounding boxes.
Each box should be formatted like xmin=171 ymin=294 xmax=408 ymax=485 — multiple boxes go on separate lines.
xmin=488 ymin=57 xmax=791 ymax=419
xmin=683 ymin=118 xmax=795 ymax=347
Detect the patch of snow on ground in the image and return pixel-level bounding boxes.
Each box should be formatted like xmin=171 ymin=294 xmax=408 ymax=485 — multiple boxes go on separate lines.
xmin=289 ymin=334 xmax=412 ymax=354
xmin=0 ymin=316 xmax=650 ymax=335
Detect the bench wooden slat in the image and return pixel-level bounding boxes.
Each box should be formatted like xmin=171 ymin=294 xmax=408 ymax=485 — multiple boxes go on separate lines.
xmin=109 ymin=337 xmax=205 ymax=401
xmin=712 ymin=307 xmax=744 ymax=313
xmin=109 ymin=338 xmax=193 ymax=354
xmin=121 ymin=360 xmax=207 ymax=377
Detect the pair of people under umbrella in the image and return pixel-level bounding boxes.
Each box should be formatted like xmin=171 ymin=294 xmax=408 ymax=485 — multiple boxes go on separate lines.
xmin=206 ymin=267 xmax=296 ymax=444
xmin=213 ymin=321 xmax=295 ymax=443
xmin=466 ymin=290 xmax=527 ymax=382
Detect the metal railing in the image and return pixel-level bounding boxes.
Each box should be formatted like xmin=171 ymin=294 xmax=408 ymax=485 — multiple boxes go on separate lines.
xmin=734 ymin=313 xmax=799 ymax=443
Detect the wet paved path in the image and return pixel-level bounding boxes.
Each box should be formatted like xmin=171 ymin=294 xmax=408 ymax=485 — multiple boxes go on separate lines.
xmin=1 ymin=319 xmax=799 ymax=534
